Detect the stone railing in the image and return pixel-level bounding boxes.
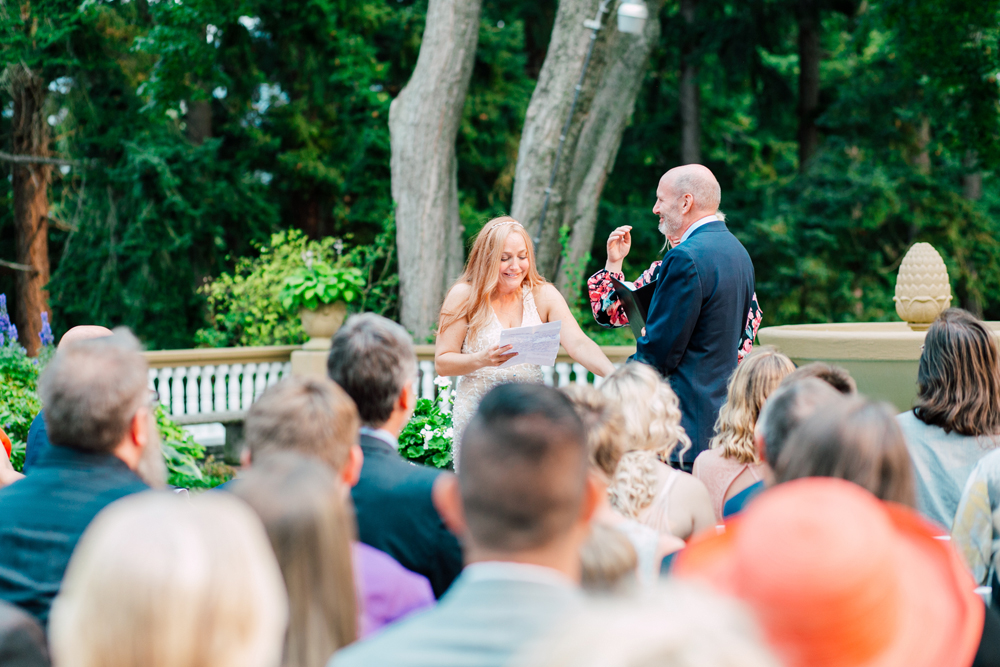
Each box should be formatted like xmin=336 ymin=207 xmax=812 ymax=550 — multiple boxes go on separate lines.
xmin=146 ymin=344 xmax=636 ymax=427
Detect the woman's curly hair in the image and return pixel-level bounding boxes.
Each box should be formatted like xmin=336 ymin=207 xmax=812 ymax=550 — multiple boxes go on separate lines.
xmin=599 ymin=363 xmax=690 ymax=463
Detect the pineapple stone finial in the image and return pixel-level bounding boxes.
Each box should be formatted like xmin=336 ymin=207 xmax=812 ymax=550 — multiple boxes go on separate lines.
xmin=894 ymin=242 xmax=952 ymax=331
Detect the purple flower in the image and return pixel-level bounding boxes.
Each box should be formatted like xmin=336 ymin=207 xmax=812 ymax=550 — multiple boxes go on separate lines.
xmin=39 ymin=312 xmax=54 ymax=347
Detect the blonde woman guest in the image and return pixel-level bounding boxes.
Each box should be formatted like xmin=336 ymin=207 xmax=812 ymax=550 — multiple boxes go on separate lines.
xmin=436 ymin=217 xmax=616 ymax=454
xmin=693 ymin=346 xmax=795 ymax=520
xmin=600 ymin=364 xmax=715 ymax=541
xmin=563 ymin=385 xmax=683 ymax=586
xmin=49 ymin=492 xmax=287 ymax=667
xmin=232 ymin=453 xmax=359 ymax=667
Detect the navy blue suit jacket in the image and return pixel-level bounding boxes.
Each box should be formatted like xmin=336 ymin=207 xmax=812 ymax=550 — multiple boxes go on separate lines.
xmin=633 ymin=220 xmax=755 ymax=463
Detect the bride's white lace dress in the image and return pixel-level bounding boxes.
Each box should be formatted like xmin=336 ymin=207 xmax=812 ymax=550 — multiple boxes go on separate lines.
xmin=452 ymin=285 xmax=545 ymax=465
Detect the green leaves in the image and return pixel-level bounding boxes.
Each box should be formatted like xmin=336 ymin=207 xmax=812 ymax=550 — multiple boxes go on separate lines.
xmin=398 ymin=386 xmax=455 ymax=470
xmin=279 ymin=262 xmax=365 ymax=312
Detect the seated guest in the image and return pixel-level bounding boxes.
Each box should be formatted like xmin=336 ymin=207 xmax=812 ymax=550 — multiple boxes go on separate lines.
xmin=0 ymin=330 xmax=159 ymax=624
xmin=898 ymin=309 xmax=1000 ymax=530
xmin=327 ymin=314 xmax=462 ymax=598
xmin=24 ymin=325 xmax=113 ymax=473
xmin=600 ymin=364 xmax=714 ymax=541
xmin=722 ymin=377 xmax=844 ymax=518
xmin=331 ymin=383 xmax=602 ymax=667
xmin=49 ymin=493 xmax=287 ymax=667
xmin=518 ymin=581 xmax=779 ymax=667
xmin=774 ymin=398 xmax=917 ymax=507
xmin=579 ymin=522 xmax=639 ymax=595
xmin=239 ymin=377 xmax=434 ymax=635
xmin=563 ymin=385 xmax=681 ymax=585
xmin=953 ymin=448 xmax=1000 ymax=589
xmin=675 ymin=478 xmax=984 ymax=667
xmin=0 ymin=601 xmax=49 ymax=667
xmin=694 ymin=346 xmax=794 ymax=519
xmin=780 ymin=361 xmax=856 ymax=395
xmin=232 ymin=453 xmax=357 ymax=664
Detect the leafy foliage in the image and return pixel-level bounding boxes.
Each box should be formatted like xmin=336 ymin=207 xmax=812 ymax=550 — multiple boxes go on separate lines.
xmin=398 ymin=378 xmax=454 ymax=469
xmin=156 ymin=405 xmax=233 ymax=489
xmin=280 ymin=264 xmax=365 ymax=311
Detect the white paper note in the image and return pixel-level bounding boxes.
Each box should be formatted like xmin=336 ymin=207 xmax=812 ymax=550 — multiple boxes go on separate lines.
xmin=497 ymin=320 xmax=562 ymax=368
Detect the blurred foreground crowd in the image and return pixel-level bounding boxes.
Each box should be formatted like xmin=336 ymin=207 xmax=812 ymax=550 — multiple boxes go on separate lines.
xmin=2 ymin=308 xmax=1000 ymax=667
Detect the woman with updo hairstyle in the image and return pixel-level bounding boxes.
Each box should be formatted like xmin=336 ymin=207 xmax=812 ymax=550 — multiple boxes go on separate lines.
xmin=775 ymin=398 xmax=917 ymax=507
xmin=897 ymin=308 xmax=1000 ymax=529
xmin=599 ymin=363 xmax=715 ymax=541
xmin=436 ymin=217 xmax=615 ymax=461
xmin=693 ymin=346 xmax=795 ymax=519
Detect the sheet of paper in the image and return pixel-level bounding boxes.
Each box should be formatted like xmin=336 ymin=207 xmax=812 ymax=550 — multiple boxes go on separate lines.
xmin=497 ymin=320 xmax=562 ymax=369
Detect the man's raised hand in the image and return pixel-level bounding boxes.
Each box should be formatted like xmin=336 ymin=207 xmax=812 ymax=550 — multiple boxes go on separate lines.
xmin=606 ymin=226 xmax=632 ymax=268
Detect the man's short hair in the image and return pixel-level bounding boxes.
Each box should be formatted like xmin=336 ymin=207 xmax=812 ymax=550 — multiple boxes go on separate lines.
xmin=326 ymin=314 xmax=417 ymax=427
xmin=757 ymin=378 xmax=843 ymax=465
xmin=244 ymin=377 xmax=360 ymax=472
xmin=38 ymin=329 xmax=148 ymax=453
xmin=459 ymin=383 xmax=588 ymax=552
xmin=782 ymin=362 xmax=857 ymax=395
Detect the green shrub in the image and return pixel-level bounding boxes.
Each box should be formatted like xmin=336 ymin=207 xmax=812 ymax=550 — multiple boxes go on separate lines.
xmin=398 ymin=378 xmax=454 ymax=470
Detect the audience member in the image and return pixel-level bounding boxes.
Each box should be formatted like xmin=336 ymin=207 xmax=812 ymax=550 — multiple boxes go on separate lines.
xmin=721 ymin=377 xmax=843 ymax=518
xmin=579 ymin=522 xmax=638 ymax=595
xmin=953 ymin=446 xmax=1000 ymax=589
xmin=327 ymin=314 xmax=463 ymax=598
xmin=331 ymin=383 xmax=602 ymax=667
xmin=0 ymin=601 xmax=49 ymax=667
xmin=516 ymin=582 xmax=779 ymax=667
xmin=0 ymin=330 xmax=157 ymax=624
xmin=49 ymin=493 xmax=287 ymax=667
xmin=24 ymin=325 xmax=114 ymax=473
xmin=232 ymin=453 xmax=357 ymax=666
xmin=775 ymin=398 xmax=917 ymax=506
xmin=238 ymin=376 xmax=434 ymax=635
xmin=780 ymin=361 xmax=857 ymax=394
xmin=562 ymin=384 xmax=681 ymax=585
xmin=898 ymin=308 xmax=1000 ymax=530
xmin=694 ymin=346 xmax=794 ymax=519
xmin=675 ymin=478 xmax=984 ymax=667
xmin=599 ymin=363 xmax=714 ymax=541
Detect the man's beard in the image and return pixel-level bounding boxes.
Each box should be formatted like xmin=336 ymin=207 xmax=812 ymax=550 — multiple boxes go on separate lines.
xmin=137 ymin=413 xmax=168 ymax=489
xmin=658 ymin=214 xmax=683 ymax=238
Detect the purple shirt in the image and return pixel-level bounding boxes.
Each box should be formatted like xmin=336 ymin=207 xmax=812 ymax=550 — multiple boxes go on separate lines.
xmin=353 ymin=542 xmax=435 ymax=637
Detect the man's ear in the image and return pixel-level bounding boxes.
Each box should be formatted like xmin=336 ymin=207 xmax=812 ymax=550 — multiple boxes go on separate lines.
xmin=239 ymin=447 xmax=252 ymax=469
xmin=432 ymin=472 xmax=466 ymax=538
xmin=579 ymin=471 xmax=603 ymax=526
xmin=341 ymin=444 xmax=364 ymax=488
xmin=754 ymin=428 xmax=768 ymax=464
xmin=399 ymin=382 xmax=416 ymax=413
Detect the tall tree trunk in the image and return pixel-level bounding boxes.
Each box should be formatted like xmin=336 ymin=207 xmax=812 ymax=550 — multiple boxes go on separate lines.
xmin=390 ymin=0 xmax=482 ymax=343
xmin=4 ymin=64 xmax=50 ymax=357
xmin=963 ymin=150 xmax=982 ymax=201
xmin=512 ymin=0 xmax=663 ymax=286
xmin=797 ymin=0 xmax=820 ymax=171
xmin=554 ymin=0 xmax=666 ymax=296
xmin=679 ymin=0 xmax=701 ymax=165
xmin=186 ymin=98 xmax=212 ymax=146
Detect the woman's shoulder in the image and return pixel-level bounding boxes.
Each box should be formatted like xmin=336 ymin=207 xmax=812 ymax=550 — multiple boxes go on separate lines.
xmin=530 ymin=281 xmax=560 ymax=302
xmin=442 ymin=281 xmax=473 ymax=308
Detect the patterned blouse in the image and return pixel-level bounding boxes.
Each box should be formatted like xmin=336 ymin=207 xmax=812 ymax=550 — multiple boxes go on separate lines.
xmin=587 ymin=262 xmax=763 ymax=363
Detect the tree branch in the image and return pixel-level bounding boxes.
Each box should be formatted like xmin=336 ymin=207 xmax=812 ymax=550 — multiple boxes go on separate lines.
xmin=0 ymin=151 xmax=87 ymax=167
xmin=0 ymin=259 xmax=37 ymax=274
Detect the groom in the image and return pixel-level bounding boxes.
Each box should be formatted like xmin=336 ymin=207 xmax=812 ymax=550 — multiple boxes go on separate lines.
xmin=601 ymin=165 xmax=755 ymax=468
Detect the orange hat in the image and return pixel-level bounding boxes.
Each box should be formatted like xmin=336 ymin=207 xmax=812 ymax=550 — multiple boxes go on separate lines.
xmin=0 ymin=427 xmax=10 ymax=459
xmin=674 ymin=478 xmax=983 ymax=667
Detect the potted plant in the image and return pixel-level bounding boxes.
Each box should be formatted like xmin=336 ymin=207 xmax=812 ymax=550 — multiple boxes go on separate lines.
xmin=280 ymin=262 xmax=365 ymax=349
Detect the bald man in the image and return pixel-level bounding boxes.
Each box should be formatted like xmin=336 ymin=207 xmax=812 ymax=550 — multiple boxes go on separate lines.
xmin=23 ymin=326 xmax=114 ymax=473
xmin=588 ymin=165 xmax=758 ymax=468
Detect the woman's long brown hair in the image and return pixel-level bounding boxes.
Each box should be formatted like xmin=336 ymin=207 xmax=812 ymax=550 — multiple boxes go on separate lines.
xmin=437 ymin=216 xmax=546 ymax=342
xmin=914 ymin=308 xmax=1000 ymax=436
xmin=232 ymin=452 xmax=358 ymax=667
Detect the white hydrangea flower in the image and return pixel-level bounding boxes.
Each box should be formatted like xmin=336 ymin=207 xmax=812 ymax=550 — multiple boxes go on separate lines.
xmin=434 ymin=376 xmax=451 ymax=387
xmin=444 ymin=427 xmax=454 ymax=439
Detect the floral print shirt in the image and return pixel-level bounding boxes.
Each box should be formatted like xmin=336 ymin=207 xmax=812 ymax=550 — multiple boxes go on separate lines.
xmin=587 ymin=261 xmax=763 ymax=363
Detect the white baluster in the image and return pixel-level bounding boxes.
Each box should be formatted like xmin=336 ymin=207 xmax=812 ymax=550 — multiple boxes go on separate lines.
xmin=186 ymin=366 xmax=202 ymax=415
xmin=215 ymin=364 xmax=229 ymax=412
xmin=555 ymin=362 xmax=572 ymax=388
xmin=242 ymin=363 xmax=257 ymax=409
xmin=266 ymin=362 xmax=282 ymax=387
xmin=171 ymin=367 xmax=186 ymax=415
xmin=201 ymin=365 xmax=215 ymax=413
xmin=253 ymin=363 xmax=268 ymax=401
xmin=573 ymin=363 xmax=589 ymax=386
xmin=420 ymin=361 xmax=435 ymax=400
xmin=281 ymin=361 xmax=292 ymax=379
xmin=159 ymin=368 xmax=173 ymax=412
xmin=591 ymin=373 xmax=604 ymax=389
xmin=229 ymin=363 xmax=243 ymax=411
xmin=542 ymin=366 xmax=554 ymax=387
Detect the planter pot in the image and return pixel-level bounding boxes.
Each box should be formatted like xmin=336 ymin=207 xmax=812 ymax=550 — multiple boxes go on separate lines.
xmin=300 ymin=302 xmax=347 ymax=350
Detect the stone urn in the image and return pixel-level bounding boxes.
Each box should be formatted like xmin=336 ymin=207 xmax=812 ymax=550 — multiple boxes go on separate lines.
xmin=893 ymin=242 xmax=952 ymax=331
xmin=300 ymin=302 xmax=347 ymax=350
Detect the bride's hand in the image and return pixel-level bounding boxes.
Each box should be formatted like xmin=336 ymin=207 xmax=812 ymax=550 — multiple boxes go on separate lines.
xmin=479 ymin=344 xmax=517 ymax=368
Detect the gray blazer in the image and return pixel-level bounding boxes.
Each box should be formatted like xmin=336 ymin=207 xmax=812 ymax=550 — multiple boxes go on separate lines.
xmin=331 ymin=570 xmax=582 ymax=667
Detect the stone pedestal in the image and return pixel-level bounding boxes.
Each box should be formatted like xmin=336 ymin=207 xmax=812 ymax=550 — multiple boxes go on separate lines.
xmin=291 ymin=349 xmax=329 ymax=379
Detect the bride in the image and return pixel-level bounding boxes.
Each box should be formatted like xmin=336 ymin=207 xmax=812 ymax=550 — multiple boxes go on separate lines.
xmin=436 ymin=216 xmax=616 ymax=463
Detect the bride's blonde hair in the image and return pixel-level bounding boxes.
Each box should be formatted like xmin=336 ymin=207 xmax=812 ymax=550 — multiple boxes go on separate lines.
xmin=438 ymin=216 xmax=546 ymax=342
